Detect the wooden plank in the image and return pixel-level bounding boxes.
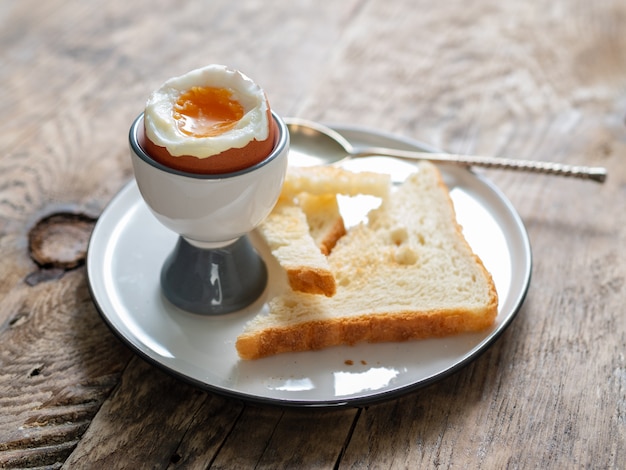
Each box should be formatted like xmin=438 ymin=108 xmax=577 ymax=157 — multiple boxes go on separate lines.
xmin=0 ymin=270 xmax=132 ymax=468
xmin=61 ymin=357 xmax=239 ymax=469
xmin=212 ymin=406 xmax=357 ymax=469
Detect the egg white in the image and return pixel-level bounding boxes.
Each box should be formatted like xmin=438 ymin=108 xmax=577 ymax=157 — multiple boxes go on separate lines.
xmin=144 ymin=64 xmax=270 ymax=158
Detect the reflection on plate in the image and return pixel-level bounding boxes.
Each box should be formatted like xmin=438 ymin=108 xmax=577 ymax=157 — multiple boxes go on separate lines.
xmin=86 ymin=125 xmax=531 ymax=408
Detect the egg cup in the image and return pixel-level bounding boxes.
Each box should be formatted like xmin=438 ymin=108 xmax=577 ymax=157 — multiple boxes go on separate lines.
xmin=129 ymin=111 xmax=289 ymax=315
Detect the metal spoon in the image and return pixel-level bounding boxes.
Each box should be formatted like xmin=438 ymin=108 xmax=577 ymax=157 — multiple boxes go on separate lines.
xmin=285 ymin=117 xmax=607 ymax=183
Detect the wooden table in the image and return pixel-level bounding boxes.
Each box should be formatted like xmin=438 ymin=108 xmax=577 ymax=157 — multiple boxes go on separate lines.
xmin=1 ymin=0 xmax=624 ymax=468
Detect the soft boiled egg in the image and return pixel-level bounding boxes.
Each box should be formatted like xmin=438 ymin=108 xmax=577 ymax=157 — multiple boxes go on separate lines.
xmin=140 ymin=64 xmax=275 ymax=174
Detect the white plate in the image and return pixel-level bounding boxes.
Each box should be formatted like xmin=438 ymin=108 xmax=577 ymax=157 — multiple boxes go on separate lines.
xmin=87 ymin=125 xmax=531 ymax=408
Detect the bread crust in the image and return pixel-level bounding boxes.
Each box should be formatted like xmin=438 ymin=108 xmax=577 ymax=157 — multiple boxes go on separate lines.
xmin=317 ymin=218 xmax=347 ymax=256
xmin=280 ymin=166 xmax=391 ymax=199
xmin=235 ymin=303 xmax=498 ymax=360
xmin=285 ymin=266 xmax=337 ymax=297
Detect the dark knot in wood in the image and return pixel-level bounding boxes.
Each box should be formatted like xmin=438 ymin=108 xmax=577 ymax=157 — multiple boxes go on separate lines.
xmin=27 ymin=212 xmax=97 ymax=275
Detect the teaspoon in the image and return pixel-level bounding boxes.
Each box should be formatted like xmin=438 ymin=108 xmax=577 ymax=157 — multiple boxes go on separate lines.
xmin=285 ymin=117 xmax=607 ymax=183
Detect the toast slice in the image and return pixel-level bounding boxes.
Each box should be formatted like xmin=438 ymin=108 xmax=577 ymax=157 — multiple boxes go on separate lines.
xmin=298 ymin=192 xmax=346 ymax=256
xmin=280 ymin=165 xmax=390 ymax=200
xmin=237 ymin=162 xmax=498 ymax=360
xmin=257 ymin=166 xmax=390 ymax=297
xmin=257 ymin=198 xmax=338 ymax=297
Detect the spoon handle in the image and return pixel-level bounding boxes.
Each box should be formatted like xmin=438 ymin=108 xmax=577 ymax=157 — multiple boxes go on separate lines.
xmin=354 ymin=147 xmax=607 ymax=183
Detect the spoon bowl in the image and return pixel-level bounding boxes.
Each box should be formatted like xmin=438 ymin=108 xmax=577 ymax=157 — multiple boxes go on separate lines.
xmin=286 ymin=118 xmax=354 ymax=166
xmin=285 ymin=117 xmax=607 ymax=183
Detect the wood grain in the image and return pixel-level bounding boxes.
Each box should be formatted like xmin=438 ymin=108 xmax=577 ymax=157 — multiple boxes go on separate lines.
xmin=0 ymin=270 xmax=132 ymax=468
xmin=0 ymin=0 xmax=625 ymax=468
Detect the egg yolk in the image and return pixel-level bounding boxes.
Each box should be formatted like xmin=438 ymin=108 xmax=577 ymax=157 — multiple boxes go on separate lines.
xmin=173 ymin=86 xmax=244 ymax=138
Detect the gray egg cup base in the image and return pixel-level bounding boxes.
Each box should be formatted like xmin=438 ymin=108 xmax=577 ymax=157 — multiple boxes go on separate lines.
xmin=160 ymin=235 xmax=267 ymax=315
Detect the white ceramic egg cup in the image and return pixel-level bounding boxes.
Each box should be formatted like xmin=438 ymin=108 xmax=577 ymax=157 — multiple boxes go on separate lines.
xmin=129 ymin=112 xmax=289 ymax=315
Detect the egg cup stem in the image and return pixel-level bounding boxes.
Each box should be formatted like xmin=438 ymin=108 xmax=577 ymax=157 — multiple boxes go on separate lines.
xmin=160 ymin=235 xmax=267 ymax=315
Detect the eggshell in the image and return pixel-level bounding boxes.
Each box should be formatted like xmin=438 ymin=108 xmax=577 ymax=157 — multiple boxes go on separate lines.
xmin=139 ymin=107 xmax=276 ymax=174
